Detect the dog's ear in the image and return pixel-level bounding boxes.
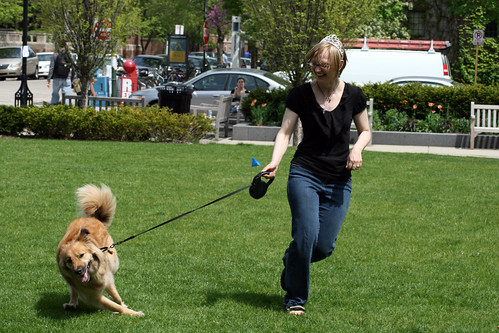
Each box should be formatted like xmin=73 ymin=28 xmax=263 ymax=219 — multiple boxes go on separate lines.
xmin=77 ymin=228 xmax=90 ymax=241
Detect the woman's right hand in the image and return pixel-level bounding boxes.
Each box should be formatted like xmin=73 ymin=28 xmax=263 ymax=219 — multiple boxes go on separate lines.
xmin=262 ymin=164 xmax=278 ymax=178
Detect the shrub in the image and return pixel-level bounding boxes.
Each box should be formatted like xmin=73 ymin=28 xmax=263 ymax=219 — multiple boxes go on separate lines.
xmin=2 ymin=105 xmax=213 ymax=143
xmin=241 ymin=88 xmax=290 ymax=125
xmin=0 ymin=105 xmax=24 ymax=136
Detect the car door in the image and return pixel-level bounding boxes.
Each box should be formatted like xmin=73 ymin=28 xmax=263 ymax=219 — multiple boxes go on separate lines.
xmin=27 ymin=47 xmax=38 ymax=76
xmin=191 ymin=73 xmax=229 ymax=104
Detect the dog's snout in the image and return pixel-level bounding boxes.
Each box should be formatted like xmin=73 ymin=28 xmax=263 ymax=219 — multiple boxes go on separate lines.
xmin=74 ymin=267 xmax=84 ymax=276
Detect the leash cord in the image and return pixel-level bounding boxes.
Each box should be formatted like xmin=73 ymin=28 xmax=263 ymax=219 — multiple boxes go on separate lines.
xmin=99 ymin=183 xmax=252 ymax=252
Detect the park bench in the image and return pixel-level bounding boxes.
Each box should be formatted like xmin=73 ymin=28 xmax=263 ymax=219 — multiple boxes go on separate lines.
xmin=63 ymin=94 xmax=146 ymax=110
xmin=470 ymin=102 xmax=499 ymax=149
xmin=190 ymin=95 xmax=232 ymax=140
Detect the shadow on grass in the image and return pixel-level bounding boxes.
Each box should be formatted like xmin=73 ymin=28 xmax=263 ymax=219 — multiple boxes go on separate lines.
xmin=205 ymin=291 xmax=282 ymax=312
xmin=36 ymin=292 xmax=98 ymax=319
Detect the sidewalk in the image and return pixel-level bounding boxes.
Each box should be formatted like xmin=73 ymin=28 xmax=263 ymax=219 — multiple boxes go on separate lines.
xmin=209 ymin=138 xmax=499 ymax=159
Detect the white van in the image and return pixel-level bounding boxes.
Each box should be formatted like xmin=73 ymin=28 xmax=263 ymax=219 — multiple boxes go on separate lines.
xmin=341 ymin=43 xmax=453 ymax=86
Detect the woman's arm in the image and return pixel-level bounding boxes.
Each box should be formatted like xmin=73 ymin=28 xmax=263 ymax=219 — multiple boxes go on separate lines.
xmin=262 ymin=108 xmax=299 ymax=178
xmin=347 ymin=109 xmax=371 ymax=170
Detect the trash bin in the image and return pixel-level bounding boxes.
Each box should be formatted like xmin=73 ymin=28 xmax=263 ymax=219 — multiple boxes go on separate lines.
xmin=157 ymin=83 xmax=193 ymax=113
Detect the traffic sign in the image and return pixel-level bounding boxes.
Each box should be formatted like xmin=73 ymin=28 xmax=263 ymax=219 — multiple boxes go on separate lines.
xmin=203 ymin=21 xmax=209 ymax=45
xmin=473 ymin=29 xmax=484 ymax=46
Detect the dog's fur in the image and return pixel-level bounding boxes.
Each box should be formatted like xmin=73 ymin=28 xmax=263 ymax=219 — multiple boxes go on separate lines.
xmin=56 ymin=184 xmax=143 ymax=316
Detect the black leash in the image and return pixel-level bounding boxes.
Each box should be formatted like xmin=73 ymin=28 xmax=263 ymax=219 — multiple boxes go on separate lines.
xmin=99 ymin=182 xmax=254 ymax=253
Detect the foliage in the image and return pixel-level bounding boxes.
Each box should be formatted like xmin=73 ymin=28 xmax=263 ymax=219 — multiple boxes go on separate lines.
xmin=238 ymin=82 xmax=498 ymax=133
xmin=240 ymin=88 xmax=289 ymax=125
xmin=0 ymin=105 xmax=213 ymax=142
xmin=353 ymin=0 xmax=412 ymax=39
xmin=0 ymin=0 xmax=23 ymax=30
xmin=207 ymin=0 xmax=232 ymax=65
xmin=451 ymin=6 xmax=499 ymax=85
xmin=36 ymin=0 xmax=139 ymax=108
xmin=246 ymin=0 xmax=378 ymax=87
xmin=361 ymin=82 xmax=499 ymax=119
xmin=136 ymin=0 xmax=205 ymax=52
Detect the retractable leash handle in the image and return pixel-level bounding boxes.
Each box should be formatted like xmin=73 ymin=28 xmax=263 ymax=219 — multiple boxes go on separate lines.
xmin=249 ymin=171 xmax=274 ymax=199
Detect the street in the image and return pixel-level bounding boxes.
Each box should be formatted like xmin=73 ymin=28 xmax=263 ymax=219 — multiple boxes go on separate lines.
xmin=0 ymin=78 xmax=55 ymax=106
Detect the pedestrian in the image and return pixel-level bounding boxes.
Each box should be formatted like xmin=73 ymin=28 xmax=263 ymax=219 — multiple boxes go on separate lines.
xmin=261 ymin=34 xmax=372 ymax=315
xmin=47 ymin=43 xmax=72 ymax=105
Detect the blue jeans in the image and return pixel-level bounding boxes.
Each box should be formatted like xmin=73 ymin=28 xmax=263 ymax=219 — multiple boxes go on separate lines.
xmin=50 ymin=78 xmax=70 ymax=105
xmin=282 ymin=164 xmax=352 ymax=307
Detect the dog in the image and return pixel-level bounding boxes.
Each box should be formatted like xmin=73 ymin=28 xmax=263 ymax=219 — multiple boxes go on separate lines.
xmin=56 ymin=184 xmax=144 ymax=316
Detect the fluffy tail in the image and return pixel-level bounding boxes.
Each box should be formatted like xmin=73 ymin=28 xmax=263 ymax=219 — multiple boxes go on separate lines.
xmin=76 ymin=184 xmax=116 ymax=227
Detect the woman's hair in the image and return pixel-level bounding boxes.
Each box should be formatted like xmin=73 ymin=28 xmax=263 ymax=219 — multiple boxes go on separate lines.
xmin=305 ymin=41 xmax=348 ymax=77
xmin=237 ymin=77 xmax=245 ymax=82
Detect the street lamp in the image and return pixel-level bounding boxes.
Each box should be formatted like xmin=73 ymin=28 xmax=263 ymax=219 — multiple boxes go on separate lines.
xmin=15 ymin=0 xmax=33 ymax=106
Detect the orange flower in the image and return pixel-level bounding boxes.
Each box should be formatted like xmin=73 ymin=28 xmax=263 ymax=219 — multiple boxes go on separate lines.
xmin=413 ymin=104 xmax=418 ymax=109
xmin=438 ymin=104 xmax=443 ymax=109
xmin=432 ymin=110 xmax=436 ymax=113
xmin=251 ymin=99 xmax=257 ymax=106
xmin=261 ymin=103 xmax=267 ymax=107
xmin=428 ymin=102 xmax=435 ymax=107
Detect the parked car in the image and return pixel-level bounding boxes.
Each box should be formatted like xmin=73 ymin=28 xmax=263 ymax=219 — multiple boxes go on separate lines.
xmin=0 ymin=46 xmax=39 ymax=80
xmin=129 ymin=68 xmax=289 ymax=106
xmin=188 ymin=55 xmax=218 ymax=73
xmin=37 ymin=52 xmax=53 ymax=78
xmin=388 ymin=76 xmax=454 ymax=87
xmin=133 ymin=54 xmax=168 ymax=77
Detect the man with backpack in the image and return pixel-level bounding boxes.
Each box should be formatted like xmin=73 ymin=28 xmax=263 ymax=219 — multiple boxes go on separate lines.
xmin=47 ymin=44 xmax=72 ymax=105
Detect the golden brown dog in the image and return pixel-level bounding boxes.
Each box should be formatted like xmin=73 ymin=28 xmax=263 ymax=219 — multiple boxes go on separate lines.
xmin=56 ymin=184 xmax=143 ymax=316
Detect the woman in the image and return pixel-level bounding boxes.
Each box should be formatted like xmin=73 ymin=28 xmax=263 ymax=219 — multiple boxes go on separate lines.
xmin=261 ymin=34 xmax=371 ymax=315
xmin=230 ymin=77 xmax=249 ymax=114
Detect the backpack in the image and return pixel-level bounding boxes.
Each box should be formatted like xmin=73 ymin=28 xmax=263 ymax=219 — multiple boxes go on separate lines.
xmin=54 ymin=51 xmax=71 ymax=78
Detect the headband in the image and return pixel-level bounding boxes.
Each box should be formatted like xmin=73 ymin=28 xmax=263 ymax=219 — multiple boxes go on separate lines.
xmin=320 ymin=34 xmax=344 ymax=59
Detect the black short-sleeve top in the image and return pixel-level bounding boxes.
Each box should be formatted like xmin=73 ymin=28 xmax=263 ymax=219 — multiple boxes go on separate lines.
xmin=286 ymin=82 xmax=366 ymax=181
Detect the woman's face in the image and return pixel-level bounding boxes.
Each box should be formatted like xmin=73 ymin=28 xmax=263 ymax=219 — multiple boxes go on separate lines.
xmin=237 ymin=79 xmax=245 ymax=87
xmin=312 ymin=49 xmax=343 ymax=83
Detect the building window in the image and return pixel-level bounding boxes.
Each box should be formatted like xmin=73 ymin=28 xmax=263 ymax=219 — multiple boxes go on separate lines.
xmin=485 ymin=22 xmax=498 ymax=38
xmin=408 ymin=11 xmax=425 ymax=38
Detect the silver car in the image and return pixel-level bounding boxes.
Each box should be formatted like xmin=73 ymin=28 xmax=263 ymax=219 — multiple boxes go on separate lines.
xmin=129 ymin=68 xmax=289 ymax=106
xmin=0 ymin=46 xmax=39 ymax=80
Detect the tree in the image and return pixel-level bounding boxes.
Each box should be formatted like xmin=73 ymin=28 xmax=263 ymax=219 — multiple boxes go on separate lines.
xmin=37 ymin=0 xmax=139 ymax=108
xmin=0 ymin=0 xmax=23 ymax=30
xmin=207 ymin=0 xmax=231 ymax=65
xmin=353 ymin=0 xmax=412 ymax=39
xmin=247 ymin=0 xmax=377 ymax=87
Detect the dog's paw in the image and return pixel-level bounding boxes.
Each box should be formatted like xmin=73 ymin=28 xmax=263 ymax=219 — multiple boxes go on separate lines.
xmin=63 ymin=303 xmax=77 ymax=310
xmin=133 ymin=311 xmax=145 ymax=317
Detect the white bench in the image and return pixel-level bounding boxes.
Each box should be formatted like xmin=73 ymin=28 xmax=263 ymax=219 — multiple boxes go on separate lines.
xmin=190 ymin=95 xmax=232 ymax=139
xmin=470 ymin=102 xmax=499 ymax=149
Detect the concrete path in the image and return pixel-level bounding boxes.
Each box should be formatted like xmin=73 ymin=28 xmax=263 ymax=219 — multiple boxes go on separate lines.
xmin=210 ymin=138 xmax=499 ymax=159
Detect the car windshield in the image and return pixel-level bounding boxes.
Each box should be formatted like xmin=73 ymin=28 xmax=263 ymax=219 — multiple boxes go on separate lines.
xmin=0 ymin=48 xmax=21 ymax=58
xmin=37 ymin=54 xmax=52 ymax=61
xmin=134 ymin=57 xmax=163 ymax=68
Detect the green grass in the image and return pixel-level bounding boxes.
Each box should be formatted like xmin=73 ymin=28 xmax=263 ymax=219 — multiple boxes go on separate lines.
xmin=0 ymin=138 xmax=497 ymax=332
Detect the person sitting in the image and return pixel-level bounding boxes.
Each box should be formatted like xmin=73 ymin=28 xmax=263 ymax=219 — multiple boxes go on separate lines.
xmin=230 ymin=77 xmax=249 ymax=114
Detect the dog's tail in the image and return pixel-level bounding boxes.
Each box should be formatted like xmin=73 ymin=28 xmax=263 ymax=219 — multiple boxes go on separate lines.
xmin=76 ymin=184 xmax=116 ymax=227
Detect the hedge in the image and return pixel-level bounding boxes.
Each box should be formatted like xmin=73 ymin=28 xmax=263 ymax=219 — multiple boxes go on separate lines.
xmin=0 ymin=105 xmax=214 ymax=143
xmin=240 ymin=83 xmax=499 ymax=133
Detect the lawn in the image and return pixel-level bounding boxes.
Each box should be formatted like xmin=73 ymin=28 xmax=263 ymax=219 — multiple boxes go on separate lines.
xmin=0 ymin=138 xmax=497 ymax=332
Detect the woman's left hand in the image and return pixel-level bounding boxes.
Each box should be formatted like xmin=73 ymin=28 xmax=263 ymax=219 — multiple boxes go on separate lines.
xmin=346 ymin=148 xmax=363 ymax=170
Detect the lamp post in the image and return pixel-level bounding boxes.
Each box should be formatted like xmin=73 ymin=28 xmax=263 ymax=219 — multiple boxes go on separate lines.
xmin=15 ymin=0 xmax=33 ymax=106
